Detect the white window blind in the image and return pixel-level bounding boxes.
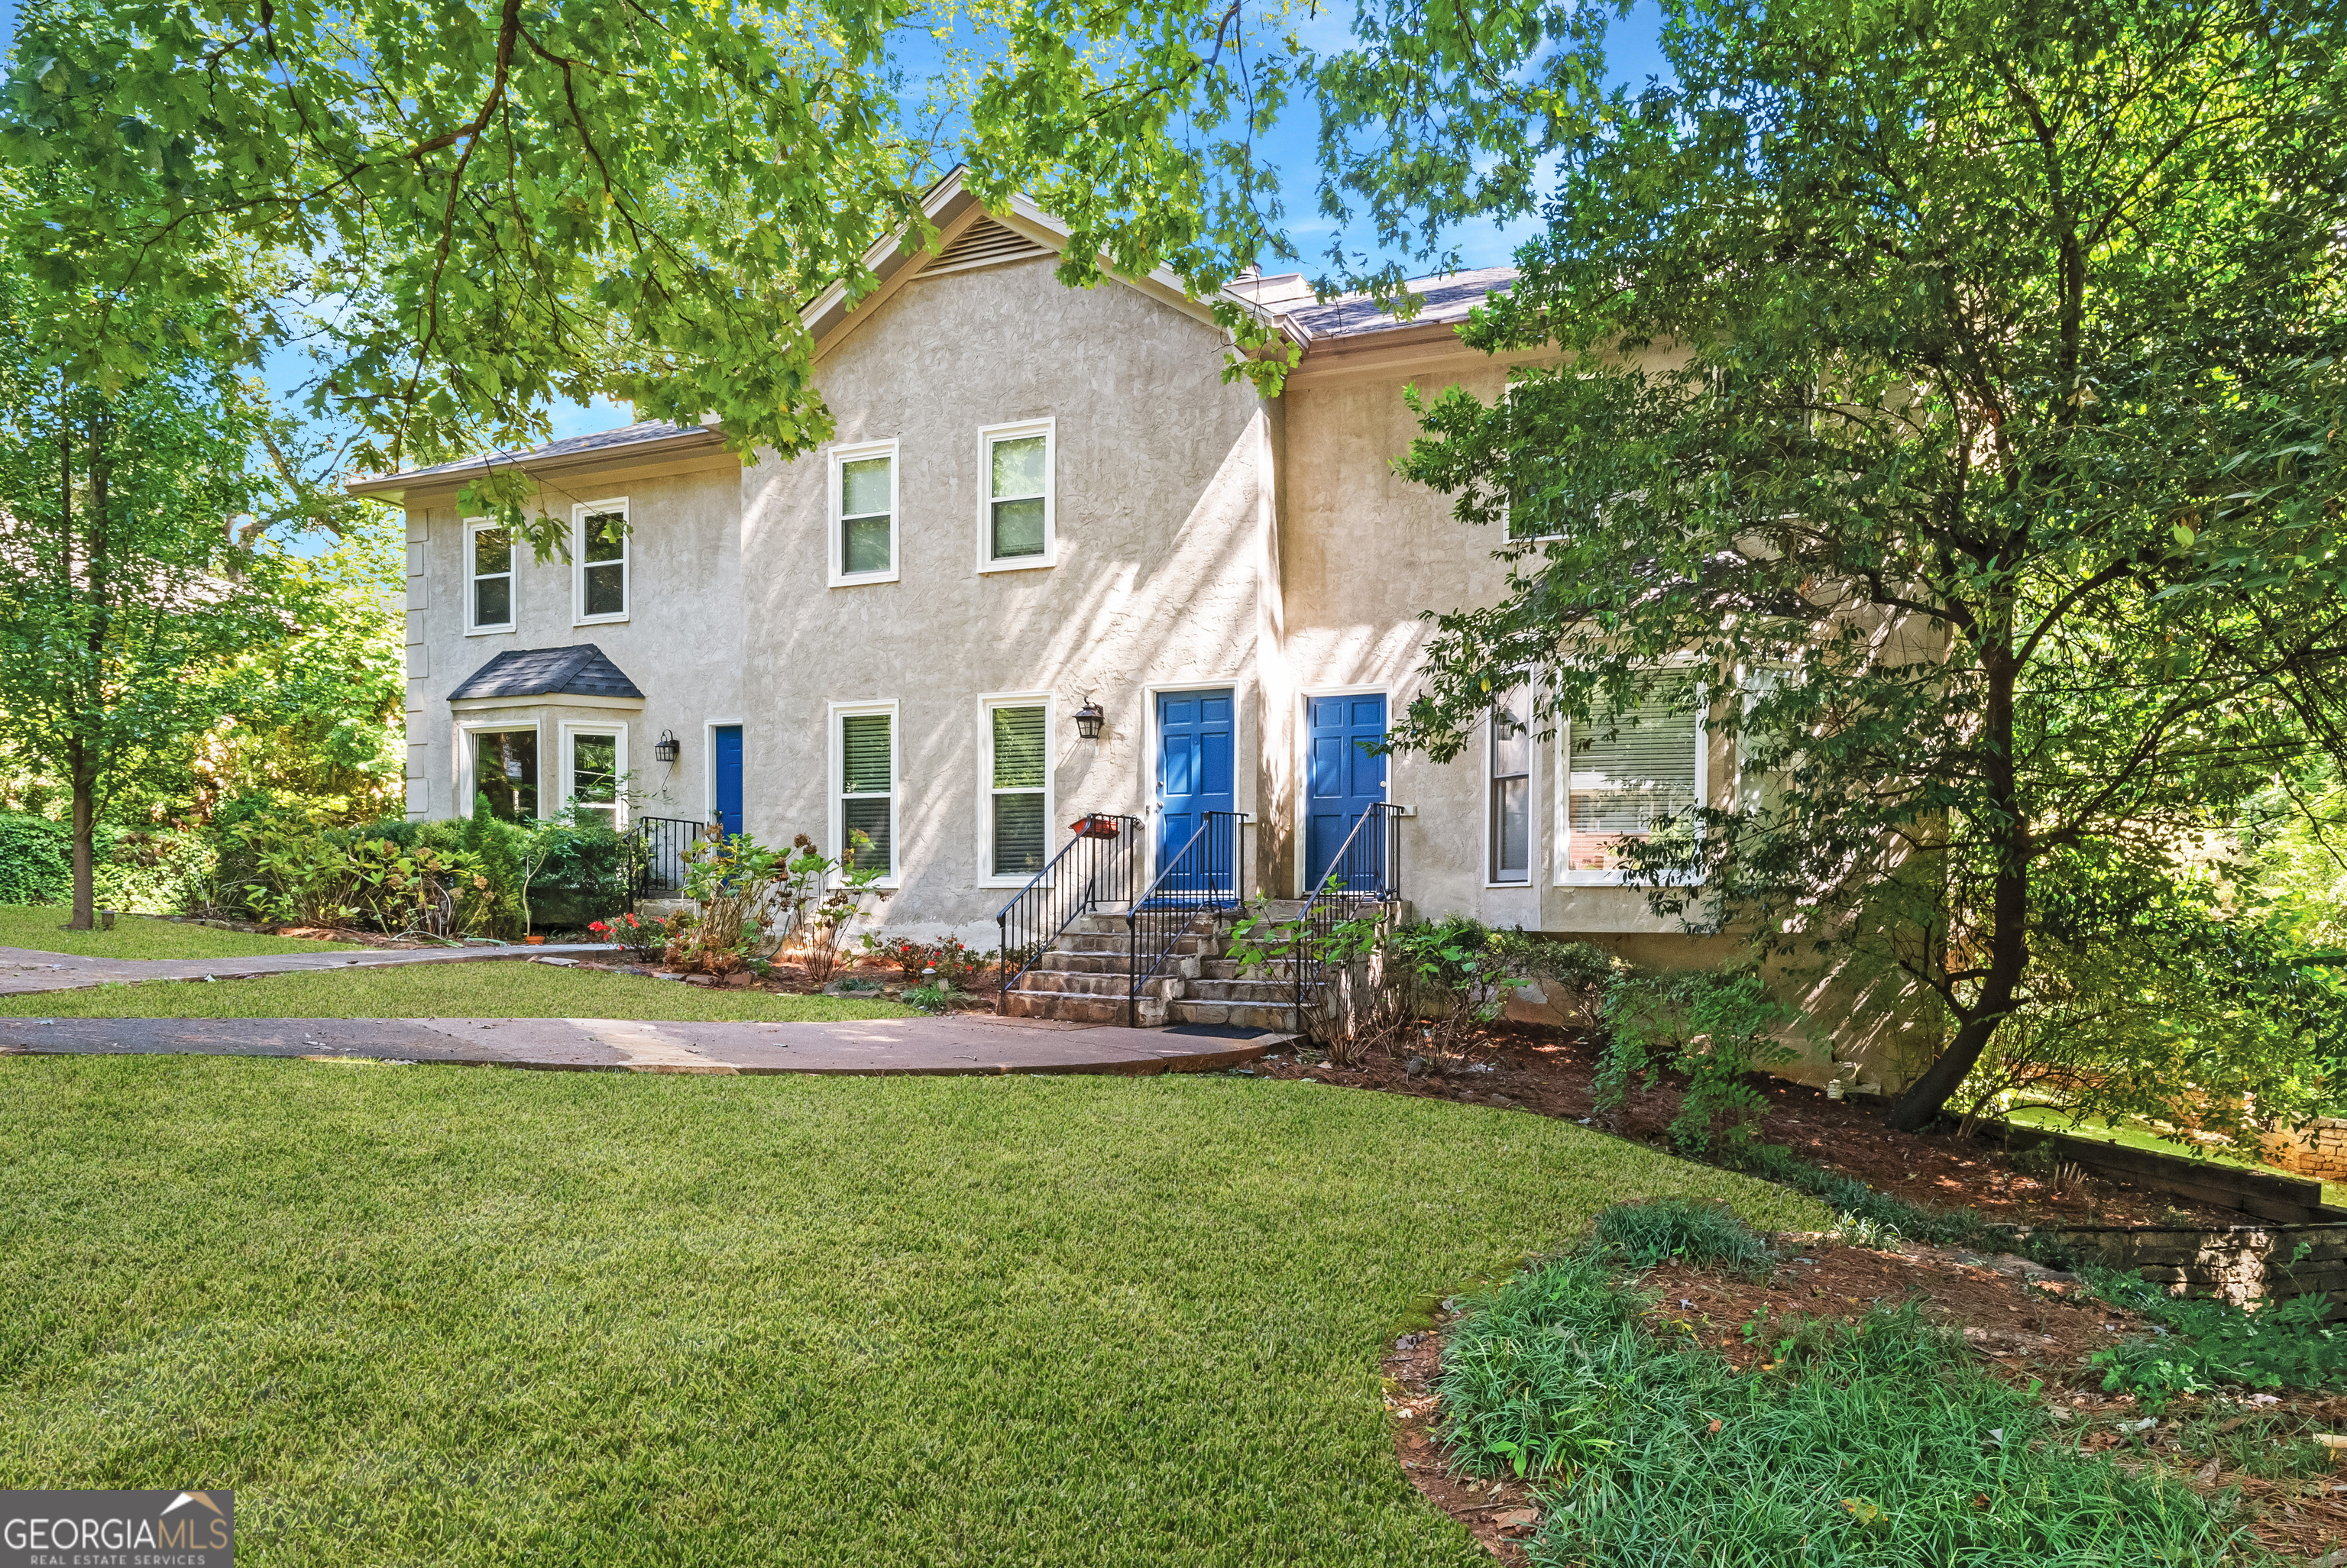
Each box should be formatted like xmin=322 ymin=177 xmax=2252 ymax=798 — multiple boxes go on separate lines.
xmin=1567 ymin=703 xmax=1698 ymax=868
xmin=840 ymin=713 xmax=893 ymax=874
xmin=990 ymin=704 xmax=1047 ymax=875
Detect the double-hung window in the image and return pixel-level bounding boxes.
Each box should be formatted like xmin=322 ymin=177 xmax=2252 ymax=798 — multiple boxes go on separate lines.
xmin=830 ymin=440 xmax=898 ymax=585
xmin=834 ymin=703 xmax=897 ymax=878
xmin=1488 ymin=691 xmax=1532 ymax=884
xmin=467 ymin=519 xmax=514 ymax=632
xmin=979 ymin=419 xmax=1054 ymax=570
xmin=564 ymin=726 xmax=624 ymax=829
xmin=1559 ymin=698 xmax=1704 ymax=878
xmin=983 ymin=697 xmax=1050 ymax=880
xmin=574 ymin=499 xmax=629 ymax=622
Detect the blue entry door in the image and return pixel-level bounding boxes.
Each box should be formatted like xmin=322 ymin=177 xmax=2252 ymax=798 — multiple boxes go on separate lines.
xmin=1156 ymin=689 xmax=1235 ymax=887
xmin=1303 ymin=693 xmax=1387 ymax=891
xmin=713 ymin=726 xmax=744 ymax=838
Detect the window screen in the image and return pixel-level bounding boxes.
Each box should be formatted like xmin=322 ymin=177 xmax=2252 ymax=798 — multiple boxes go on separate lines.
xmin=990 ymin=704 xmax=1047 ymax=875
xmin=471 ymin=525 xmax=512 ymax=628
xmin=1566 ymin=703 xmax=1698 ymax=868
xmin=988 ymin=434 xmax=1047 ymax=560
xmin=840 ymin=713 xmax=893 ymax=873
xmin=473 ymin=730 xmax=538 ymax=821
xmin=1489 ymin=696 xmax=1531 ymax=883
xmin=580 ymin=509 xmax=626 ymax=617
xmin=840 ymin=456 xmax=892 ymax=576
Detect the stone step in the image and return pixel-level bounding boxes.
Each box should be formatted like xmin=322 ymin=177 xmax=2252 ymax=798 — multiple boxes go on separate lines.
xmin=1165 ymin=997 xmax=1301 ymax=1031
xmin=1179 ymin=978 xmax=1297 ymax=1004
xmin=1054 ymin=932 xmax=1218 ymax=956
xmin=1002 ymin=990 xmax=1172 ymax=1026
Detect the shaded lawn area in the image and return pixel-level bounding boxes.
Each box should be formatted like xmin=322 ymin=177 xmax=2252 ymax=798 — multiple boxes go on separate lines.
xmin=0 ymin=904 xmax=364 ymax=959
xmin=0 ymin=960 xmax=911 ymax=1023
xmin=0 ymin=1057 xmax=1824 ymax=1566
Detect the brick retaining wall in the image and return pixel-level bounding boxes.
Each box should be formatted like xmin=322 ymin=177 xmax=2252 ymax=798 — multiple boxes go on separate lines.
xmin=2260 ymin=1117 xmax=2347 ymax=1184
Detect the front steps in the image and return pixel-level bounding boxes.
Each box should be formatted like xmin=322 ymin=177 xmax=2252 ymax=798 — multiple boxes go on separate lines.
xmin=1002 ymin=907 xmax=1305 ymax=1031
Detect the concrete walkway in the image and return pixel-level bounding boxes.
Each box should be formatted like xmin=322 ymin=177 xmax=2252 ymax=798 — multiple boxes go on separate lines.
xmin=0 ymin=1013 xmax=1284 ymax=1075
xmin=0 ymin=942 xmax=619 ymax=997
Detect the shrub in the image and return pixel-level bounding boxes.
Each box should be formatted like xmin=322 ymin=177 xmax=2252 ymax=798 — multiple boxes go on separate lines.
xmin=1485 ymin=931 xmax=1624 ymax=1031
xmin=665 ymin=831 xmax=887 ymax=979
xmin=1435 ymin=1256 xmax=2250 ymax=1560
xmin=523 ymin=816 xmax=632 ymax=932
xmin=1587 ymin=1198 xmax=1772 ymax=1273
xmin=0 ymin=813 xmax=71 ymax=905
xmin=1596 ymin=966 xmax=1802 ymax=1156
xmin=2083 ymin=1265 xmax=2347 ymax=1407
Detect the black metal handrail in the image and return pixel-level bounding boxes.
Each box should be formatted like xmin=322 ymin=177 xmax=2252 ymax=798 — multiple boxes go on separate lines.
xmin=994 ymin=813 xmax=1144 ymax=1010
xmin=630 ymin=816 xmax=714 ymax=908
xmin=1291 ymin=803 xmax=1406 ymax=1027
xmin=1127 ymin=810 xmax=1249 ymax=1027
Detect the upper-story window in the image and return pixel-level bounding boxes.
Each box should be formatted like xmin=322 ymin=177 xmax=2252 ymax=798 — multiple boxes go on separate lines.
xmin=467 ymin=519 xmax=513 ymax=633
xmin=979 ymin=419 xmax=1054 ymax=571
xmin=830 ymin=440 xmax=899 ymax=586
xmin=574 ymin=499 xmax=629 ymax=623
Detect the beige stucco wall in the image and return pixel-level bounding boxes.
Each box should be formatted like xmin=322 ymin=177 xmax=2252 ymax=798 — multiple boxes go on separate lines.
xmin=401 ymin=461 xmax=746 ymax=826
xmin=736 ymin=254 xmax=1274 ymax=941
xmin=1280 ymin=359 xmax=1737 ymax=938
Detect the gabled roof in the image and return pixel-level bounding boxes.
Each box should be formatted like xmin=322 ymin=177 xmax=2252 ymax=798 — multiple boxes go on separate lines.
xmin=448 ymin=644 xmax=644 ymax=703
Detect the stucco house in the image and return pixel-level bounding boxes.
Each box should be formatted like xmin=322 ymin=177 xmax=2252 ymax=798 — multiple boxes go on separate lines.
xmin=348 ymin=173 xmax=1759 ymax=1034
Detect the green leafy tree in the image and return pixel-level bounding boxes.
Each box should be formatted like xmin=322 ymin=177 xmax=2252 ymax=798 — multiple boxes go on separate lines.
xmin=0 ymin=292 xmax=294 ymax=928
xmin=1385 ymin=0 xmax=2347 ymax=1129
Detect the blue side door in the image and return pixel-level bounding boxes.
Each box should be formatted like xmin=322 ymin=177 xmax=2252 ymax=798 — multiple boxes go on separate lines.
xmin=713 ymin=726 xmax=744 ymax=838
xmin=1156 ymin=689 xmax=1235 ymax=888
xmin=1303 ymin=693 xmax=1387 ymax=891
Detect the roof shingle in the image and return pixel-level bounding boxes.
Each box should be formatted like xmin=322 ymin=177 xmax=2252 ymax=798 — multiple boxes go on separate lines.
xmin=448 ymin=645 xmax=645 ymax=702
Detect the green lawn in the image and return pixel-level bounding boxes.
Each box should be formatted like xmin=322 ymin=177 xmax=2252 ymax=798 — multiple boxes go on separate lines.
xmin=0 ymin=904 xmax=364 ymax=959
xmin=0 ymin=959 xmax=911 ymax=1023
xmin=0 ymin=1057 xmax=1824 ymax=1566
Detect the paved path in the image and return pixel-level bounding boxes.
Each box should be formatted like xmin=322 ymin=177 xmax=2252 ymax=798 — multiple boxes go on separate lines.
xmin=0 ymin=1013 xmax=1284 ymax=1075
xmin=0 ymin=942 xmax=619 ymax=996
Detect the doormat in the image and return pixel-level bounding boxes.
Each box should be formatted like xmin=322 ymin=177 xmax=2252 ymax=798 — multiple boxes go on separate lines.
xmin=1164 ymin=1023 xmax=1274 ymax=1040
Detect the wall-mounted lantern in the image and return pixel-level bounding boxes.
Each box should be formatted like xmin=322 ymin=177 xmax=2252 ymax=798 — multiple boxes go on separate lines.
xmin=1073 ymin=700 xmax=1106 ymax=740
xmin=652 ymin=729 xmax=681 ymax=764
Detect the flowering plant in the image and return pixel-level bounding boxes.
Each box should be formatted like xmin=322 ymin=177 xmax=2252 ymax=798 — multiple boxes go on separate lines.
xmin=588 ymin=909 xmax=672 ymax=962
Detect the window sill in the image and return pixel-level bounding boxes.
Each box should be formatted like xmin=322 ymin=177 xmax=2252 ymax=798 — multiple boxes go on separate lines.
xmin=465 ymin=625 xmax=515 ymax=637
xmin=829 ymin=572 xmax=901 ymax=589
xmin=1483 ymin=878 xmax=1535 ymax=890
xmin=978 ymin=875 xmax=1052 ymax=891
xmin=574 ymin=612 xmax=630 ymax=627
xmin=978 ymin=554 xmax=1056 ymax=575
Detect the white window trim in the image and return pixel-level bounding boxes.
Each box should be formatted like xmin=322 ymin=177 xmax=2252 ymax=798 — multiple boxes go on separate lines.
xmin=1293 ymin=684 xmax=1393 ymax=898
xmin=571 ymin=498 xmax=630 ymax=626
xmin=1552 ymin=693 xmax=1708 ymax=887
xmin=829 ymin=438 xmax=901 ymax=587
xmin=976 ymin=690 xmax=1055 ymax=888
xmin=1484 ymin=690 xmax=1536 ymax=889
xmin=455 ymin=719 xmax=545 ymax=823
xmin=557 ymin=722 xmax=629 ymax=830
xmin=976 ymin=417 xmax=1057 ymax=573
xmin=828 ymin=699 xmax=902 ymax=887
xmin=464 ymin=516 xmax=515 ymax=635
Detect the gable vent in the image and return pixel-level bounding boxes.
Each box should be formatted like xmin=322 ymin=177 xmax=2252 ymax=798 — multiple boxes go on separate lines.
xmin=917 ymin=215 xmax=1052 ymax=279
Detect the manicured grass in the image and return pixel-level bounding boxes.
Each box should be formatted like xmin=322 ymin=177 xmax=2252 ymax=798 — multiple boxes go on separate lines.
xmin=0 ymin=959 xmax=911 ymax=1022
xmin=0 ymin=904 xmax=364 ymax=959
xmin=0 ymin=1057 xmax=1824 ymax=1565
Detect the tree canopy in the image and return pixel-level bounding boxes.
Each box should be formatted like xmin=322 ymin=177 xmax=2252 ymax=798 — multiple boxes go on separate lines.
xmin=1389 ymin=0 xmax=2347 ymax=1127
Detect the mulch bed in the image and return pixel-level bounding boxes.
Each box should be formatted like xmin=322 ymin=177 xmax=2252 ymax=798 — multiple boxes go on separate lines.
xmin=1248 ymin=1026 xmax=2262 ymax=1227
xmin=1385 ymin=1237 xmax=2347 ymax=1560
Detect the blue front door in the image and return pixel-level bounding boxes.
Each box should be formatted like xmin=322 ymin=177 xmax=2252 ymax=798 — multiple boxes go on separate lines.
xmin=1303 ymin=693 xmax=1387 ymax=891
xmin=1156 ymin=689 xmax=1235 ymax=887
xmin=713 ymin=726 xmax=743 ymax=838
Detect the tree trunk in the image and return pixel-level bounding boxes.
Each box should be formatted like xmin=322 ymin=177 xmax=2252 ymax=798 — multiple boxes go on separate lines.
xmin=1886 ymin=639 xmax=2028 ymax=1132
xmin=67 ymin=746 xmax=96 ymax=931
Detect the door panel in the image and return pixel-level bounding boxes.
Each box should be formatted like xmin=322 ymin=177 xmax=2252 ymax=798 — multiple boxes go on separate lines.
xmin=713 ymin=726 xmax=744 ymax=839
xmin=1304 ymin=693 xmax=1387 ymax=891
xmin=1157 ymin=689 xmax=1235 ymax=887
